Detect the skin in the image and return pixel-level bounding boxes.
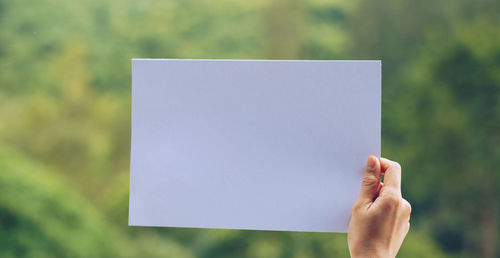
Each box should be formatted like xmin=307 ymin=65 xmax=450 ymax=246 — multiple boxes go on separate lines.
xmin=348 ymin=156 xmax=411 ymax=258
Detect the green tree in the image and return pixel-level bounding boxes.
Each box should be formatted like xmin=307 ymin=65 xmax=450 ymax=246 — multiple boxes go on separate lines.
xmin=0 ymin=146 xmax=119 ymax=257
xmin=397 ymin=22 xmax=500 ymax=257
xmin=350 ymin=1 xmax=500 ymax=256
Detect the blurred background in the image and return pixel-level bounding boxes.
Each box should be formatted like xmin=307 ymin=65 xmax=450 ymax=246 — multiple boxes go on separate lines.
xmin=0 ymin=0 xmax=499 ymax=257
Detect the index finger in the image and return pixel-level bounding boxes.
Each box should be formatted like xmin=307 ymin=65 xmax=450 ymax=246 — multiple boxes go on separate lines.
xmin=380 ymin=158 xmax=401 ymax=192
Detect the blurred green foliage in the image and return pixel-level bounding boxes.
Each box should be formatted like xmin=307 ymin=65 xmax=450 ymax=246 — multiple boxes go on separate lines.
xmin=0 ymin=0 xmax=498 ymax=257
xmin=0 ymin=146 xmax=118 ymax=258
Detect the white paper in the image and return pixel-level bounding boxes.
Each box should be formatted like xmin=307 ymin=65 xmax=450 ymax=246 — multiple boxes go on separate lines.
xmin=129 ymin=59 xmax=380 ymax=232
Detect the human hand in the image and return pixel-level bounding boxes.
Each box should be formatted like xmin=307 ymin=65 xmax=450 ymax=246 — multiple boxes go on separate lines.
xmin=347 ymin=156 xmax=411 ymax=258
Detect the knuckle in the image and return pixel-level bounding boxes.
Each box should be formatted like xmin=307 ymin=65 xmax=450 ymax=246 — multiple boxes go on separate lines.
xmin=362 ymin=175 xmax=379 ymax=187
xmin=402 ymin=199 xmax=412 ymax=214
xmin=392 ymin=161 xmax=402 ymax=171
xmin=382 ymin=194 xmax=402 ymax=210
xmin=352 ymin=200 xmax=368 ymax=213
xmin=352 ymin=201 xmax=361 ymax=212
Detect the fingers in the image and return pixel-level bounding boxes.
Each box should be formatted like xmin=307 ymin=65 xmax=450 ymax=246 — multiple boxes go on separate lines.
xmin=357 ymin=156 xmax=382 ymax=203
xmin=380 ymin=158 xmax=391 ymax=172
xmin=380 ymin=158 xmax=401 ymax=193
xmin=401 ymin=199 xmax=412 ymax=218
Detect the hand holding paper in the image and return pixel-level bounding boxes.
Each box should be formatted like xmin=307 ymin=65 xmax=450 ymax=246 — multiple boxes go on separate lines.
xmin=348 ymin=156 xmax=411 ymax=258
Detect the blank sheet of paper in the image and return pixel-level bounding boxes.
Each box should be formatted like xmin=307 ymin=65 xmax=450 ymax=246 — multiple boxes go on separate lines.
xmin=129 ymin=59 xmax=381 ymax=232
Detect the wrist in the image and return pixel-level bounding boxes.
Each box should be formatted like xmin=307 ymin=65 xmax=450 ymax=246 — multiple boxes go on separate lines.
xmin=350 ymin=247 xmax=390 ymax=258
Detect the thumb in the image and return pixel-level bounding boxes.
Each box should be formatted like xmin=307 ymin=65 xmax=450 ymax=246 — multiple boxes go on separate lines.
xmin=357 ymin=156 xmax=381 ymax=204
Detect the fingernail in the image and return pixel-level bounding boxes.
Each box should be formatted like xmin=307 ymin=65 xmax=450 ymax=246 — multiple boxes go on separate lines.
xmin=367 ymin=157 xmax=376 ymax=169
